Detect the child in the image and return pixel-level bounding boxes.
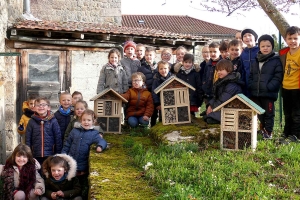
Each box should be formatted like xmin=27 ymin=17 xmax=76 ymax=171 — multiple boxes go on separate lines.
xmin=160 ymin=48 xmax=173 ymax=65
xmin=152 ymin=61 xmax=173 ymax=125
xmin=228 ymin=39 xmax=243 ymax=73
xmin=41 ymin=154 xmax=82 ymax=200
xmin=97 ymin=48 xmax=128 ymax=94
xmin=204 ymin=59 xmax=243 ymax=124
xmin=279 ymin=26 xmax=300 ymax=139
xmin=121 ymin=72 xmax=154 ymax=128
xmin=62 ymin=109 xmax=107 ymax=199
xmin=170 ymin=46 xmax=187 ymax=74
xmin=17 ymin=94 xmax=37 ymax=144
xmin=174 ymin=54 xmax=202 ymax=116
xmin=71 ymin=91 xmax=83 ymax=108
xmin=240 ymin=28 xmax=259 ymax=97
xmin=0 ymin=144 xmax=45 ymax=200
xmin=135 ymin=43 xmax=146 ymax=64
xmin=120 ymin=41 xmax=141 ymax=87
xmin=54 ymin=92 xmax=73 ymax=142
xmin=219 ymin=40 xmax=230 ymax=59
xmin=202 ymin=42 xmax=222 ymax=105
xmin=199 ymin=45 xmax=210 ymax=115
xmin=249 ymin=34 xmax=283 ymax=139
xmin=26 ymin=97 xmax=62 ymax=166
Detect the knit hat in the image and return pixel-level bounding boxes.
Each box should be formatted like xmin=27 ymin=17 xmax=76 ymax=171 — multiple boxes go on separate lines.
xmin=241 ymin=28 xmax=258 ymax=42
xmin=258 ymin=34 xmax=274 ymax=50
xmin=123 ymin=41 xmax=136 ymax=52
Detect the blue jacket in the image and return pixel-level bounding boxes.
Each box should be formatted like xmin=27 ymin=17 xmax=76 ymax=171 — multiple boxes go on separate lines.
xmin=54 ymin=109 xmax=73 ymax=141
xmin=62 ymin=127 xmax=107 ymax=172
xmin=26 ymin=112 xmax=62 ymax=158
xmin=249 ymin=52 xmax=283 ymax=100
xmin=137 ymin=62 xmax=157 ymax=91
xmin=240 ymin=46 xmax=259 ymax=96
xmin=151 ymin=72 xmax=173 ymax=106
xmin=208 ymin=72 xmax=243 ymax=121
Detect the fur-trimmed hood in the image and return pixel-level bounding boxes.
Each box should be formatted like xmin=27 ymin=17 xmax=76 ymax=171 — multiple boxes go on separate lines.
xmin=43 ymin=154 xmax=77 ymax=181
xmin=173 ymin=62 xmax=200 ymax=73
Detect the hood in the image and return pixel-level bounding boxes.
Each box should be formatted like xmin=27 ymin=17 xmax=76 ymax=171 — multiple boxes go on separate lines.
xmin=174 ymin=62 xmax=200 ymax=73
xmin=31 ymin=111 xmax=54 ymax=122
xmin=22 ymin=101 xmax=29 ymax=112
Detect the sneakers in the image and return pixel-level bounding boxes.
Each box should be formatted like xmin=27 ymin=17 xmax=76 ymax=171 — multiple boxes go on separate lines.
xmin=261 ymin=128 xmax=272 ymax=140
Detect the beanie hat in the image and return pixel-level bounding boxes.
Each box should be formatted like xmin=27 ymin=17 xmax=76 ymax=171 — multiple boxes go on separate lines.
xmin=241 ymin=29 xmax=258 ymax=42
xmin=258 ymin=34 xmax=274 ymax=50
xmin=123 ymin=41 xmax=136 ymax=52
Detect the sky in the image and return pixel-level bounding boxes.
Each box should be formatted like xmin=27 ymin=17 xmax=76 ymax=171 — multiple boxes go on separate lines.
xmin=122 ymin=0 xmax=300 ymax=38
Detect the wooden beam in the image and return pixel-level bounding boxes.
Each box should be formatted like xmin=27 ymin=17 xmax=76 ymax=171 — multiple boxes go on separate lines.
xmin=99 ymin=34 xmax=110 ymax=40
xmin=44 ymin=31 xmax=51 ymax=37
xmin=165 ymin=40 xmax=176 ymax=45
xmin=72 ymin=33 xmax=84 ymax=39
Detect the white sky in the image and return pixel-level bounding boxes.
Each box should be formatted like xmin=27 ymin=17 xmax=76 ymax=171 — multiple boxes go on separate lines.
xmin=122 ymin=0 xmax=300 ymax=38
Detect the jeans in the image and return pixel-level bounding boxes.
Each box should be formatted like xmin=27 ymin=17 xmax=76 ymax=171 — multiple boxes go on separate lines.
xmin=128 ymin=116 xmax=149 ymax=128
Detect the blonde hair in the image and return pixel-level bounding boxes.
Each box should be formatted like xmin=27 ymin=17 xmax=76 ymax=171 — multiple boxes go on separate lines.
xmin=131 ymin=72 xmax=146 ymax=82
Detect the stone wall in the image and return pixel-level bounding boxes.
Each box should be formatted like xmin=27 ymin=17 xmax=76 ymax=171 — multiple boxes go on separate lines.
xmin=30 ymin=0 xmax=121 ymax=25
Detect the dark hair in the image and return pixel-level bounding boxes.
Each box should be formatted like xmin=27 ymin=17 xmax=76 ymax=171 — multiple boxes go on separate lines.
xmin=75 ymin=100 xmax=88 ymax=109
xmin=8 ymin=144 xmax=35 ymax=166
xmin=72 ymin=91 xmax=82 ymax=97
xmin=145 ymin=47 xmax=156 ymax=53
xmin=216 ymin=59 xmax=233 ymax=73
xmin=27 ymin=94 xmax=38 ymax=101
xmin=219 ymin=40 xmax=230 ymax=51
xmin=35 ymin=96 xmax=50 ymax=105
xmin=285 ymin=26 xmax=300 ymax=38
xmin=209 ymin=42 xmax=220 ymax=49
xmin=80 ymin=109 xmax=96 ymax=121
xmin=157 ymin=60 xmax=170 ymax=69
xmin=49 ymin=156 xmax=69 ymax=172
xmin=183 ymin=53 xmax=194 ymax=63
xmin=108 ymin=48 xmax=121 ymax=59
xmin=228 ymin=39 xmax=243 ymax=49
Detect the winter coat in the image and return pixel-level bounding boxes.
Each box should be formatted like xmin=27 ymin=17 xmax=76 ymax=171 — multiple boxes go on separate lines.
xmin=230 ymin=56 xmax=242 ymax=73
xmin=249 ymin=53 xmax=283 ymax=100
xmin=120 ymin=57 xmax=141 ymax=87
xmin=54 ymin=110 xmax=73 ymax=141
xmin=42 ymin=154 xmax=81 ymax=199
xmin=279 ymin=47 xmax=289 ymax=68
xmin=207 ymin=72 xmax=243 ymax=121
xmin=240 ymin=46 xmax=259 ymax=96
xmin=17 ymin=101 xmax=35 ymax=135
xmin=137 ymin=62 xmax=157 ymax=91
xmin=151 ymin=72 xmax=173 ymax=106
xmin=62 ymin=126 xmax=107 ymax=172
xmin=97 ymin=63 xmax=128 ymax=94
xmin=174 ymin=63 xmax=203 ymax=106
xmin=121 ymin=87 xmax=154 ymax=119
xmin=26 ymin=112 xmax=62 ymax=158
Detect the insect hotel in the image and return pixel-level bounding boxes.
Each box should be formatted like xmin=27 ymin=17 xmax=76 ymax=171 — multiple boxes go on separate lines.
xmin=213 ymin=94 xmax=265 ymax=151
xmin=154 ymin=76 xmax=195 ymax=125
xmin=90 ymin=88 xmax=128 ymax=133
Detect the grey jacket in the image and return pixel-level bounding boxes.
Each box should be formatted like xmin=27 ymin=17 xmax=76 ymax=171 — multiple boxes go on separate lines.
xmin=97 ymin=63 xmax=128 ymax=94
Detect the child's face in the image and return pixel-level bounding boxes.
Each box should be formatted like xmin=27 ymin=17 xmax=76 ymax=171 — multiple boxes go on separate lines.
xmin=135 ymin=46 xmax=145 ymax=60
xmin=125 ymin=47 xmax=135 ymax=58
xmin=209 ymin=47 xmax=220 ymax=61
xmin=109 ymin=52 xmax=119 ymax=66
xmin=217 ymin=69 xmax=229 ymax=79
xmin=72 ymin=94 xmax=82 ymax=106
xmin=259 ymin=40 xmax=273 ymax=55
xmin=75 ymin=102 xmax=86 ymax=117
xmin=183 ymin=60 xmax=193 ymax=70
xmin=145 ymin=51 xmax=156 ymax=64
xmin=28 ymin=99 xmax=35 ymax=110
xmin=60 ymin=94 xmax=72 ymax=110
xmin=132 ymin=76 xmax=144 ymax=89
xmin=161 ymin=51 xmax=172 ymax=62
xmin=158 ymin=64 xmax=170 ymax=77
xmin=235 ymin=32 xmax=242 ymax=41
xmin=201 ymin=46 xmax=210 ymax=61
xmin=81 ymin=113 xmax=94 ymax=129
xmin=242 ymin=33 xmax=256 ymax=47
xmin=228 ymin=45 xmax=242 ymax=60
xmin=286 ymin=33 xmax=300 ymax=50
xmin=15 ymin=154 xmax=28 ymax=168
xmin=51 ymin=165 xmax=66 ymax=180
xmin=35 ymin=100 xmax=50 ymax=116
xmin=220 ymin=50 xmax=229 ymax=59
xmin=176 ymin=49 xmax=185 ymax=62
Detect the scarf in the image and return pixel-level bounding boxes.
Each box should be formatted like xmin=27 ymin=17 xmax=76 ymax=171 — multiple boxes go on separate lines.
xmin=257 ymin=51 xmax=275 ymax=62
xmin=50 ymin=173 xmax=68 ymax=183
xmin=107 ymin=62 xmax=117 ymax=69
xmin=58 ymin=106 xmax=71 ymax=116
xmin=33 ymin=110 xmax=53 ymax=121
xmin=180 ymin=66 xmax=194 ymax=74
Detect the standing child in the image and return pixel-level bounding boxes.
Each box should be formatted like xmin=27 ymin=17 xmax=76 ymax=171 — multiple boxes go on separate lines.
xmin=26 ymin=97 xmax=62 ymax=166
xmin=170 ymin=46 xmax=187 ymax=74
xmin=41 ymin=154 xmax=82 ymax=200
xmin=279 ymin=26 xmax=300 ymax=140
xmin=160 ymin=48 xmax=173 ymax=66
xmin=71 ymin=91 xmax=83 ymax=108
xmin=0 ymin=144 xmax=45 ymax=200
xmin=121 ymin=72 xmax=154 ymax=128
xmin=219 ymin=40 xmax=230 ymax=59
xmin=135 ymin=43 xmax=146 ymax=64
xmin=249 ymin=34 xmax=283 ymax=139
xmin=174 ymin=54 xmax=202 ymax=117
xmin=152 ymin=61 xmax=173 ymax=125
xmin=120 ymin=41 xmax=141 ymax=87
xmin=97 ymin=48 xmax=128 ymax=94
xmin=228 ymin=39 xmax=243 ymax=73
xmin=240 ymin=28 xmax=259 ymax=97
xmin=205 ymin=59 xmax=243 ymax=124
xmin=17 ymin=94 xmax=37 ymax=144
xmin=62 ymin=109 xmax=107 ymax=199
xmin=54 ymin=92 xmax=73 ymax=142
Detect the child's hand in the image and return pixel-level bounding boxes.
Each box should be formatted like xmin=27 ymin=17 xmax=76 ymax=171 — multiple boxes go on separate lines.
xmin=56 ymin=190 xmax=64 ymax=197
xmin=34 ymin=188 xmax=43 ymax=195
xmin=51 ymin=192 xmax=57 ymax=199
xmin=206 ymin=106 xmax=212 ymax=115
xmin=156 ymin=105 xmax=161 ymax=110
xmin=143 ymin=116 xmax=149 ymax=121
xmin=96 ymin=146 xmax=102 ymax=152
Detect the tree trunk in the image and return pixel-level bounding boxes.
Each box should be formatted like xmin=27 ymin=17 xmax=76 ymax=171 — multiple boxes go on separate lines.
xmin=257 ymin=0 xmax=290 ymax=40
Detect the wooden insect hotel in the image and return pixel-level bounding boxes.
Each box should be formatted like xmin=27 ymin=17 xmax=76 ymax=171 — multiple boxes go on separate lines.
xmin=213 ymin=94 xmax=265 ymax=151
xmin=90 ymin=88 xmax=128 ymax=133
xmin=154 ymin=76 xmax=195 ymax=125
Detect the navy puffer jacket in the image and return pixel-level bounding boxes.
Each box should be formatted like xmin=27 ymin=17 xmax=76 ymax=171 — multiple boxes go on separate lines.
xmin=54 ymin=109 xmax=73 ymax=141
xmin=137 ymin=62 xmax=157 ymax=91
xmin=248 ymin=53 xmax=283 ymax=100
xmin=26 ymin=112 xmax=62 ymax=158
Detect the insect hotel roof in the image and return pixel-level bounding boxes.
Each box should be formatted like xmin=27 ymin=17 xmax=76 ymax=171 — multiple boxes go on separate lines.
xmin=90 ymin=88 xmax=128 ymax=103
xmin=153 ymin=76 xmax=195 ymax=94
